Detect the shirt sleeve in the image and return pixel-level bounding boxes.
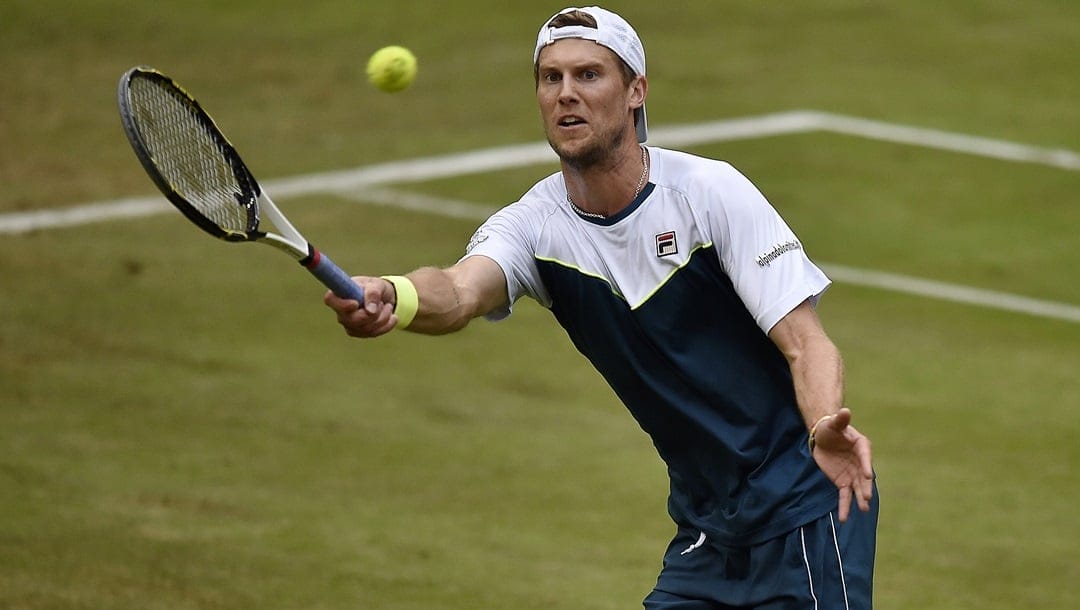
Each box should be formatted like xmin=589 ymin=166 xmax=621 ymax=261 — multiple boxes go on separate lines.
xmin=459 ymin=201 xmax=553 ymax=321
xmin=706 ymin=164 xmax=831 ymax=333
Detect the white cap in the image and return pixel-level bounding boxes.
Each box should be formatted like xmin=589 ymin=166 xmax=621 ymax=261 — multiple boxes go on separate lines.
xmin=533 ymin=6 xmax=648 ymax=143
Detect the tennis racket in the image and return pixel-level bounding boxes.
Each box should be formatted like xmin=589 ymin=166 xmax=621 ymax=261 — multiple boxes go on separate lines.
xmin=117 ymin=66 xmax=365 ymax=303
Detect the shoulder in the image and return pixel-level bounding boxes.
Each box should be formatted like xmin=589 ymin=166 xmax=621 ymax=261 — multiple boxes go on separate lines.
xmin=649 ymin=148 xmax=767 ymax=220
xmin=496 ymin=171 xmax=564 ymax=222
xmin=649 ymin=148 xmax=757 ymax=207
xmin=651 ymin=148 xmax=743 ymax=186
xmin=466 ymin=172 xmax=563 ymax=254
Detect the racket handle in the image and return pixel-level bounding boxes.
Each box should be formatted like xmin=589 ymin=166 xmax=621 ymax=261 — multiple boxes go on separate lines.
xmin=301 ymin=247 xmax=365 ymax=303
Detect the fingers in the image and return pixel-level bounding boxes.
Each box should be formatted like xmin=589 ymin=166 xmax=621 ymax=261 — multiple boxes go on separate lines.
xmin=331 ymin=297 xmax=396 ymax=337
xmin=837 ymin=485 xmax=852 ymax=522
xmin=855 ymin=433 xmax=874 ymax=479
xmin=323 ymin=277 xmax=373 ymax=311
xmin=840 ymin=468 xmax=875 ymax=522
xmin=324 ymin=276 xmax=398 ymax=338
xmin=831 ymin=407 xmax=853 ymax=431
xmin=853 ymin=434 xmax=875 ymax=513
xmin=817 ymin=408 xmax=875 ymax=522
xmin=837 ymin=479 xmax=875 ymax=523
xmin=856 ymin=476 xmax=874 ymax=512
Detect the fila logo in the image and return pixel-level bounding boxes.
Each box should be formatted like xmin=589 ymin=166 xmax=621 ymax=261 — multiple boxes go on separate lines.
xmin=655 ymin=231 xmax=678 ymax=257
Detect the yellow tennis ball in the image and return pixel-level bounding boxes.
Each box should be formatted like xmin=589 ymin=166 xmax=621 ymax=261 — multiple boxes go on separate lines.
xmin=366 ymin=45 xmax=417 ymax=93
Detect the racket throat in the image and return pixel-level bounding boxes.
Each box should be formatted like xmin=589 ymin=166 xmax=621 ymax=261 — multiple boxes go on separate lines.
xmin=299 ymin=244 xmax=321 ymax=269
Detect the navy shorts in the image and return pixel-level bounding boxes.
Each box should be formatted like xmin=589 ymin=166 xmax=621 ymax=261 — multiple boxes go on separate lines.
xmin=644 ymin=488 xmax=878 ymax=610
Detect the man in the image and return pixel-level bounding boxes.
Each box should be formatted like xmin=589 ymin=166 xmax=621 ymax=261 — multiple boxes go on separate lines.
xmin=326 ymin=6 xmax=877 ymax=609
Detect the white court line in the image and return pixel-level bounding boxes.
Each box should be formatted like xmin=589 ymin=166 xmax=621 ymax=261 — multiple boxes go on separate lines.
xmin=0 ymin=197 xmax=170 ymax=234
xmin=0 ymin=110 xmax=833 ymax=234
xmin=821 ymin=264 xmax=1080 ymax=323
xmin=340 ymin=187 xmax=498 ymax=222
xmin=3 ymin=110 xmax=1078 ymax=323
xmin=338 ymin=183 xmax=1080 ymax=324
xmin=344 ymin=187 xmax=1080 ymax=324
xmin=5 ymin=109 xmax=1077 ymax=233
xmin=5 ymin=109 xmax=1077 ymax=235
xmin=807 ymin=111 xmax=1080 ymax=171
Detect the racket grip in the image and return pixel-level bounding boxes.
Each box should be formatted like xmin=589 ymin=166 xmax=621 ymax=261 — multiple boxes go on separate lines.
xmin=301 ymin=247 xmax=365 ymax=303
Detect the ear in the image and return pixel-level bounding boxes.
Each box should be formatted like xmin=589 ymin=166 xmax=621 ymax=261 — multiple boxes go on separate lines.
xmin=628 ymin=74 xmax=648 ymax=110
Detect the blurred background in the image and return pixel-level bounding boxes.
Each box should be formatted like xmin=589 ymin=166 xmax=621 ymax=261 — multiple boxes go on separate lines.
xmin=1 ymin=1 xmax=1077 ymax=608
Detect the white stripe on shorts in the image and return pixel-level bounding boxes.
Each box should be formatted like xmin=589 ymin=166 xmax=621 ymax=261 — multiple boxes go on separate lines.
xmin=800 ymin=526 xmax=819 ymax=610
xmin=828 ymin=513 xmax=851 ymax=610
xmin=802 ymin=513 xmax=852 ymax=610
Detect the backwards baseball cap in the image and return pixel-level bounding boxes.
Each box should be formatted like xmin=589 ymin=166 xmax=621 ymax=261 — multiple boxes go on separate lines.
xmin=533 ymin=6 xmax=648 ymax=143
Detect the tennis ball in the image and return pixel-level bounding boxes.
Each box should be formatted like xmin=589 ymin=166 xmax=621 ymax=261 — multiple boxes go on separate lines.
xmin=366 ymin=45 xmax=417 ymax=93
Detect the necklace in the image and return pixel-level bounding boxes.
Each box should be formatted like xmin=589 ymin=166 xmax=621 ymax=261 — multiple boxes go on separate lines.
xmin=567 ymin=145 xmax=649 ymax=219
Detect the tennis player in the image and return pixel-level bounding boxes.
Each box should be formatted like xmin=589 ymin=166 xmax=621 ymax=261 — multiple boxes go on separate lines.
xmin=326 ymin=6 xmax=878 ymax=608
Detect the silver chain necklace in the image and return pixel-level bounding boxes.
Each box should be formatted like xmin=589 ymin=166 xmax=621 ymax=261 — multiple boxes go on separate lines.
xmin=567 ymin=145 xmax=649 ymax=219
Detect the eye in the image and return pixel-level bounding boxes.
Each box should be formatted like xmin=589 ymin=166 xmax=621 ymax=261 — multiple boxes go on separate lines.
xmin=542 ymin=71 xmax=562 ymax=83
xmin=582 ymin=70 xmax=598 ymax=80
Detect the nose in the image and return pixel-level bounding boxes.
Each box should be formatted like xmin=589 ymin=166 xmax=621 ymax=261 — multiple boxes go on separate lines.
xmin=556 ymin=76 xmax=578 ymax=102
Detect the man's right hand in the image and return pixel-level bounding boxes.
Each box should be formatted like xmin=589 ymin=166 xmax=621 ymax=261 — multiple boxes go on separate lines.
xmin=324 ymin=276 xmax=399 ymax=338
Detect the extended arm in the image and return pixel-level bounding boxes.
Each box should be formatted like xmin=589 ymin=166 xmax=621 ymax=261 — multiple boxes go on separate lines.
xmin=324 ymin=255 xmax=509 ymax=338
xmin=769 ymin=300 xmax=874 ymax=521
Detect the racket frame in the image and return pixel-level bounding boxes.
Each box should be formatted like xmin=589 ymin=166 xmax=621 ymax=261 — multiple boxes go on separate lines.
xmin=117 ymin=66 xmax=364 ymax=302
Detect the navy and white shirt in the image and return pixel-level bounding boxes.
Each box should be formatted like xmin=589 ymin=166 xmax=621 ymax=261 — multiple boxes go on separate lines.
xmin=463 ymin=147 xmax=837 ymax=546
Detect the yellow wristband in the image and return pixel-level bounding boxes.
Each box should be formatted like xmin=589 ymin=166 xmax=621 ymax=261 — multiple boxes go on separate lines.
xmin=381 ymin=275 xmax=419 ymax=329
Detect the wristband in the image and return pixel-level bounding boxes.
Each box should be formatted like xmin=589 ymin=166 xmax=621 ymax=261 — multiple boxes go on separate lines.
xmin=807 ymin=413 xmax=838 ymax=452
xmin=381 ymin=275 xmax=419 ymax=329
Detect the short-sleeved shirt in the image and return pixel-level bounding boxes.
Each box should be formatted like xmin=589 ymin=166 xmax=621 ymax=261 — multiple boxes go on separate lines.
xmin=463 ymin=147 xmax=837 ymax=546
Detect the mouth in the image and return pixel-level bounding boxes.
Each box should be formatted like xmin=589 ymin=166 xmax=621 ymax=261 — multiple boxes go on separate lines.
xmin=557 ymin=115 xmax=587 ymax=128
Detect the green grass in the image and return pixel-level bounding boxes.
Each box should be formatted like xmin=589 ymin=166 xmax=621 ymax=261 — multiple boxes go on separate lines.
xmin=2 ymin=1 xmax=1079 ymax=608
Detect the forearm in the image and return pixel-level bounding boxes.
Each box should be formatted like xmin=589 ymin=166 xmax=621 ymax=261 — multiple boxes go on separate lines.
xmin=770 ymin=302 xmax=873 ymax=519
xmin=788 ymin=335 xmax=845 ymax=429
xmin=768 ymin=301 xmax=845 ymax=430
xmin=325 ymin=255 xmax=507 ymax=339
xmin=399 ymin=266 xmax=477 ymax=335
xmin=392 ymin=256 xmax=508 ymax=335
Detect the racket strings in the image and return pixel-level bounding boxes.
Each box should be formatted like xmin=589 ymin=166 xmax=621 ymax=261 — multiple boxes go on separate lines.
xmin=129 ymin=78 xmax=256 ymax=234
